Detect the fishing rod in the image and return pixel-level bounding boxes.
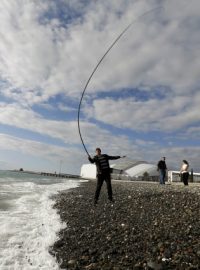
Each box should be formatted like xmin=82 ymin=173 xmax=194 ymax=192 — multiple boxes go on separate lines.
xmin=77 ymin=6 xmax=163 ymax=157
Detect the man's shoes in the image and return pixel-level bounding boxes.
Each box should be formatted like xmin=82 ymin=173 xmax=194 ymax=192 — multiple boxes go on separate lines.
xmin=94 ymin=200 xmax=98 ymax=205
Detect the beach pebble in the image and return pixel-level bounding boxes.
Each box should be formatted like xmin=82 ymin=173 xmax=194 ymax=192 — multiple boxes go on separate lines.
xmin=85 ymin=263 xmax=98 ymax=269
xmin=147 ymin=260 xmax=163 ymax=270
xmin=67 ymin=259 xmax=77 ymax=265
xmin=51 ymin=181 xmax=200 ymax=269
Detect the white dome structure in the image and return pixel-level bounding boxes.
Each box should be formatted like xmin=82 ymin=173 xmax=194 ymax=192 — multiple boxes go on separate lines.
xmin=125 ymin=163 xmax=158 ymax=177
xmin=80 ymin=159 xmax=159 ymax=180
xmin=80 ymin=163 xmax=96 ymax=179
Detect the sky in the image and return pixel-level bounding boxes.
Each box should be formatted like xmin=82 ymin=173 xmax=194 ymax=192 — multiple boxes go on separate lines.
xmin=0 ymin=0 xmax=199 ymax=174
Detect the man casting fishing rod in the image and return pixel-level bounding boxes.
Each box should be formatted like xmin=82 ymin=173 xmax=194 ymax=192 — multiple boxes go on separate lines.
xmin=88 ymin=148 xmax=126 ymax=205
xmin=77 ymin=7 xmax=162 ymax=204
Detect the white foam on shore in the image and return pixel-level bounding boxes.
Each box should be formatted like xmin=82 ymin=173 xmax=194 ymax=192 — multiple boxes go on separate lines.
xmin=0 ymin=178 xmax=80 ymax=270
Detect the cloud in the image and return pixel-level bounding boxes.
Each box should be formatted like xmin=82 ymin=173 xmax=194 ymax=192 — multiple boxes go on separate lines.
xmin=161 ymin=145 xmax=200 ymax=172
xmin=0 ymin=0 xmax=199 ymax=173
xmin=0 ymin=132 xmax=84 ymax=173
xmin=84 ymin=0 xmax=200 ymax=95
xmin=0 ymin=0 xmax=199 ymax=105
xmin=0 ymin=129 xmax=199 ymax=173
xmin=0 ymin=103 xmax=79 ymax=144
xmin=0 ymin=102 xmax=134 ymax=153
xmin=85 ymin=90 xmax=200 ymax=133
xmin=0 ymin=102 xmax=116 ymax=148
xmin=0 ymin=131 xmax=135 ymax=173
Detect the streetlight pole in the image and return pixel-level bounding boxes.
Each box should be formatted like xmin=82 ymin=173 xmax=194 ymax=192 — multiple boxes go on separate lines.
xmin=59 ymin=160 xmax=63 ymax=175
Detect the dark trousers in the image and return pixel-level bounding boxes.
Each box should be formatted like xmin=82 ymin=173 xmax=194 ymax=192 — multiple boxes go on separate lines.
xmin=182 ymin=172 xmax=189 ymax=185
xmin=95 ymin=173 xmax=112 ymax=202
xmin=159 ymin=169 xmax=166 ymax=184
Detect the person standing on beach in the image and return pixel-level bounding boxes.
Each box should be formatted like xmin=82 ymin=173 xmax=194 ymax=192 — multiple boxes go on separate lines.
xmin=157 ymin=157 xmax=167 ymax=185
xmin=88 ymin=148 xmax=125 ymax=205
xmin=180 ymin=160 xmax=189 ymax=186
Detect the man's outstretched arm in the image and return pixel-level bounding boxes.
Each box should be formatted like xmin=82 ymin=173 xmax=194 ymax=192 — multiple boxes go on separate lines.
xmin=108 ymin=155 xmax=126 ymax=160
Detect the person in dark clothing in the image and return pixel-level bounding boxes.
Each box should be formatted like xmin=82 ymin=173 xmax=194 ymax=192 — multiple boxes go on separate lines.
xmin=157 ymin=157 xmax=167 ymax=184
xmin=88 ymin=148 xmax=125 ymax=204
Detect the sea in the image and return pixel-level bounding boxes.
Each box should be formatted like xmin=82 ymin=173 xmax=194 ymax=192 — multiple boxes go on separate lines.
xmin=0 ymin=170 xmax=82 ymax=270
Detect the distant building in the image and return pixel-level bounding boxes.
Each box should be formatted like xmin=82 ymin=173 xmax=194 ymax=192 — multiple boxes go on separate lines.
xmin=80 ymin=159 xmax=159 ymax=181
xmin=80 ymin=163 xmax=97 ymax=179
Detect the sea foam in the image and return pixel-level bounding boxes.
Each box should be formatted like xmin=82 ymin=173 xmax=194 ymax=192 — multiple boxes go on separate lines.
xmin=0 ymin=174 xmax=80 ymax=270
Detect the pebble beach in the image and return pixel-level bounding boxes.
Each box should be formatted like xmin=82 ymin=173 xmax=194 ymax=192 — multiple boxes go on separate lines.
xmin=51 ymin=180 xmax=200 ymax=270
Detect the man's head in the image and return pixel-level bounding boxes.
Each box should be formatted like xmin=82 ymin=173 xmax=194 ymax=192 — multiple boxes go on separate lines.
xmin=162 ymin=157 xmax=166 ymax=161
xmin=96 ymin=148 xmax=101 ymax=155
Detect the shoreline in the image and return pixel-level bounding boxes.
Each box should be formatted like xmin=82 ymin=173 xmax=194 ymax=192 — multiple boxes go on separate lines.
xmin=51 ymin=180 xmax=200 ymax=269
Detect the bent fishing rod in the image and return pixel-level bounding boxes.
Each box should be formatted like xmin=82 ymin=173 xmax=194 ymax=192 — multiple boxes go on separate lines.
xmin=77 ymin=6 xmax=162 ymax=157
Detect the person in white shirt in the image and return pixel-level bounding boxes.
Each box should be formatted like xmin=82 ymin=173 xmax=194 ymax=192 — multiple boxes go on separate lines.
xmin=180 ymin=160 xmax=189 ymax=185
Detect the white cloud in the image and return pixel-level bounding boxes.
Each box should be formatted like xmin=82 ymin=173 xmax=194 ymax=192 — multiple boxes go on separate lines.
xmin=0 ymin=103 xmax=79 ymax=144
xmin=0 ymin=0 xmax=199 ymax=104
xmin=0 ymin=128 xmax=199 ymax=173
xmin=0 ymin=132 xmax=84 ymax=173
xmin=161 ymin=146 xmax=200 ymax=173
xmin=0 ymin=131 xmax=135 ymax=173
xmin=58 ymin=103 xmax=76 ymax=112
xmin=85 ymin=0 xmax=200 ymax=95
xmin=0 ymin=103 xmax=134 ymax=154
xmin=85 ymin=90 xmax=200 ymax=133
xmin=0 ymin=0 xmax=199 ymax=172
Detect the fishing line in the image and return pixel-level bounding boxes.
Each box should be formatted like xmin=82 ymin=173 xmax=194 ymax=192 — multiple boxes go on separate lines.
xmin=77 ymin=6 xmax=163 ymax=156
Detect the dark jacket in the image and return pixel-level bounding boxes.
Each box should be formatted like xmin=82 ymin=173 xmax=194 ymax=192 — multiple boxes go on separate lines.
xmin=88 ymin=154 xmax=120 ymax=175
xmin=157 ymin=160 xmax=167 ymax=170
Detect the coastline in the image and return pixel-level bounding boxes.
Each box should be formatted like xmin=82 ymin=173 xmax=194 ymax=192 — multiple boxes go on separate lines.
xmin=51 ymin=180 xmax=200 ymax=270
